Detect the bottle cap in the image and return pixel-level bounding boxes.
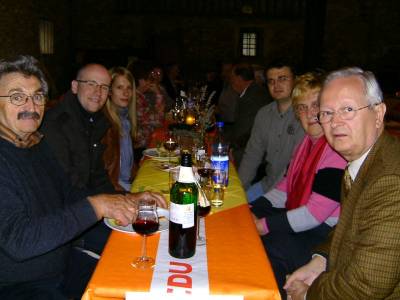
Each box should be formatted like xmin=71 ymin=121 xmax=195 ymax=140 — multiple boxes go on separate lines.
xmin=216 ymin=121 xmax=224 ymax=128
xmin=180 ymin=151 xmax=192 ymax=167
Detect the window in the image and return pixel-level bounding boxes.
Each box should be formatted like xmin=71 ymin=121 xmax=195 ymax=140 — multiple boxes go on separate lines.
xmin=241 ymin=32 xmax=257 ymax=57
xmin=39 ymin=20 xmax=54 ymax=55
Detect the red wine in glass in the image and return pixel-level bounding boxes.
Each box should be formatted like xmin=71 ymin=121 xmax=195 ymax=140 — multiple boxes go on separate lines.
xmin=198 ymin=204 xmax=211 ymax=217
xmin=131 ymin=199 xmax=159 ymax=269
xmin=133 ymin=219 xmax=159 ymax=235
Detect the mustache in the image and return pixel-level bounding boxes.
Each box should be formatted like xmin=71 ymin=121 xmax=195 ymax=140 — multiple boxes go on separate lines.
xmin=17 ymin=111 xmax=41 ymax=120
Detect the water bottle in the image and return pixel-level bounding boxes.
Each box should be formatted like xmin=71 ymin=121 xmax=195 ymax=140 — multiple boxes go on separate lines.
xmin=211 ymin=121 xmax=229 ymax=187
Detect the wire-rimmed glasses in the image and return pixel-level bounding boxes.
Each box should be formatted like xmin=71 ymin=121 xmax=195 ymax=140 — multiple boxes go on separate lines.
xmin=317 ymin=103 xmax=379 ymax=123
xmin=0 ymin=93 xmax=46 ymax=106
xmin=76 ymin=79 xmax=110 ymax=93
xmin=294 ymin=100 xmax=319 ymax=116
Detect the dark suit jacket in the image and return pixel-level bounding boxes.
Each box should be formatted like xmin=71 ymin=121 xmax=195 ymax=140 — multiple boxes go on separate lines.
xmin=225 ymin=82 xmax=271 ymax=165
xmin=308 ymin=132 xmax=400 ymax=299
xmin=40 ymin=91 xmax=114 ymax=194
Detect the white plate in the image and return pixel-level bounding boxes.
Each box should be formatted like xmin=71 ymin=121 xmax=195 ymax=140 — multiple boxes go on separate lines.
xmin=143 ymin=148 xmax=179 ymax=160
xmin=104 ymin=207 xmax=169 ymax=234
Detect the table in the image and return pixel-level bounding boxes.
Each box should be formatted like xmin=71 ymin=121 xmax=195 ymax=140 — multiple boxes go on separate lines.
xmin=82 ymin=160 xmax=281 ymax=300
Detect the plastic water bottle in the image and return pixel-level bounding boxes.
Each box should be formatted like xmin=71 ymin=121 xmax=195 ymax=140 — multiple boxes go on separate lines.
xmin=211 ymin=121 xmax=229 ymax=187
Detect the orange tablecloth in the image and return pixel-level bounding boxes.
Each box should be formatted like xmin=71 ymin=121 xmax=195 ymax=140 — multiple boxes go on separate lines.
xmin=82 ymin=161 xmax=280 ymax=300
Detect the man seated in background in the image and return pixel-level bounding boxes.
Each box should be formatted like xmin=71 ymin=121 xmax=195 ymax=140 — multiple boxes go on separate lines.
xmin=0 ymin=55 xmax=166 ymax=299
xmin=239 ymin=59 xmax=304 ymax=202
xmin=285 ymin=67 xmax=400 ymax=300
xmin=225 ymin=62 xmax=271 ymax=165
xmin=216 ymin=61 xmax=240 ymax=127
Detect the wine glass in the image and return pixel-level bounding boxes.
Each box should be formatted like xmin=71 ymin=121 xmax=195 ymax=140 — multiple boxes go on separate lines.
xmin=197 ymin=194 xmax=211 ymax=246
xmin=163 ymin=135 xmax=178 ymax=168
xmin=131 ymin=199 xmax=159 ymax=269
xmin=197 ymin=154 xmax=213 ymax=187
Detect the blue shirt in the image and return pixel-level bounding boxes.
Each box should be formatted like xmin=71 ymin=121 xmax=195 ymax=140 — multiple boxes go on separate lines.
xmin=118 ymin=108 xmax=134 ymax=188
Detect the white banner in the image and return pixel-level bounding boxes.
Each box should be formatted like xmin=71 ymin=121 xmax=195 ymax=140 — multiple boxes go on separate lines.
xmin=126 ymin=219 xmax=244 ymax=300
xmin=150 ymin=218 xmax=209 ymax=296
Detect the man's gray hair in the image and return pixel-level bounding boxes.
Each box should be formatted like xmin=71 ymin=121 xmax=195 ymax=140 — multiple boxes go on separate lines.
xmin=0 ymin=55 xmax=48 ymax=95
xmin=324 ymin=67 xmax=383 ymax=105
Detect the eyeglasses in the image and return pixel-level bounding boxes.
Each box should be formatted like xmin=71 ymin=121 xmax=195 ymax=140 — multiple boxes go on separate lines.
xmin=294 ymin=101 xmax=319 ymax=115
xmin=317 ymin=103 xmax=378 ymax=124
xmin=76 ymin=80 xmax=110 ymax=93
xmin=0 ymin=92 xmax=46 ymax=106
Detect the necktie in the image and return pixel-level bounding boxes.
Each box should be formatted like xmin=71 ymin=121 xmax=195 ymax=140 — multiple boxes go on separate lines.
xmin=343 ymin=166 xmax=353 ymax=195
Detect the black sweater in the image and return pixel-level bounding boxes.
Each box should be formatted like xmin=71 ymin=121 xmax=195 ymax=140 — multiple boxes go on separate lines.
xmin=0 ymin=138 xmax=97 ymax=285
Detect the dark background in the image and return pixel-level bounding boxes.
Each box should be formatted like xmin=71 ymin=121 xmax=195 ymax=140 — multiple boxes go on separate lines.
xmin=0 ymin=0 xmax=399 ymax=98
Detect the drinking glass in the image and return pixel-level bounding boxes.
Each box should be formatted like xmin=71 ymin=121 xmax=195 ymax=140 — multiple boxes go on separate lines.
xmin=163 ymin=135 xmax=178 ymax=168
xmin=211 ymin=169 xmax=226 ymax=207
xmin=197 ymin=195 xmax=211 ymax=246
xmin=131 ymin=199 xmax=159 ymax=269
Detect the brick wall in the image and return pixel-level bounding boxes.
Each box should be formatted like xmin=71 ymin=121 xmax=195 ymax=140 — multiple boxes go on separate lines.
xmin=0 ymin=0 xmax=399 ymax=95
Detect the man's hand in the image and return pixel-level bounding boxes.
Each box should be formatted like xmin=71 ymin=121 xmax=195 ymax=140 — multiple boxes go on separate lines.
xmin=125 ymin=191 xmax=167 ymax=209
xmin=88 ymin=191 xmax=167 ymax=226
xmin=284 ymin=255 xmax=327 ymax=295
xmin=251 ymin=213 xmax=268 ymax=235
xmin=88 ymin=194 xmax=138 ymax=226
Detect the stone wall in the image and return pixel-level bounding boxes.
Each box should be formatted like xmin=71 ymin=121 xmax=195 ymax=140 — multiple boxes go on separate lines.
xmin=0 ymin=0 xmax=399 ymax=95
xmin=0 ymin=0 xmax=71 ymax=97
xmin=67 ymin=0 xmax=305 ymax=81
xmin=324 ymin=0 xmax=400 ymax=92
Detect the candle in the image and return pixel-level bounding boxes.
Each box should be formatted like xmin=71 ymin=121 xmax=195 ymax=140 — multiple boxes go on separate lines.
xmin=185 ymin=114 xmax=196 ymax=125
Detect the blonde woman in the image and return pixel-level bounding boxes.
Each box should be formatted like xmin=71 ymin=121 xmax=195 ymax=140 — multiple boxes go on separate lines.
xmin=103 ymin=67 xmax=137 ymax=191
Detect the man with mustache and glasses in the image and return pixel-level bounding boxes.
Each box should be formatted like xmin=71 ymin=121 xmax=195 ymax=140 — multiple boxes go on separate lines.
xmin=285 ymin=67 xmax=400 ymax=300
xmin=0 ymin=56 xmax=166 ymax=299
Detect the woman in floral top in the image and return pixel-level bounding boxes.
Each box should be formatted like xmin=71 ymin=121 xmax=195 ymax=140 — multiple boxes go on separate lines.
xmin=131 ymin=61 xmax=166 ymax=159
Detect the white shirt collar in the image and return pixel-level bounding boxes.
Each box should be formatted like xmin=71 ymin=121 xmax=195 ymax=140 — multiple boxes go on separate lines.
xmin=239 ymin=84 xmax=250 ymax=98
xmin=347 ymin=149 xmax=371 ymax=181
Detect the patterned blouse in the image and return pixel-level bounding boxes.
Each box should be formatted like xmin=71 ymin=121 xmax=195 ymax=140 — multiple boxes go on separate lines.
xmin=135 ymin=91 xmax=165 ymax=148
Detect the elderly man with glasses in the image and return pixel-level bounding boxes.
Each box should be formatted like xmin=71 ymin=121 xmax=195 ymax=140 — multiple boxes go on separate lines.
xmin=285 ymin=67 xmax=400 ymax=300
xmin=0 ymin=55 xmax=165 ymax=299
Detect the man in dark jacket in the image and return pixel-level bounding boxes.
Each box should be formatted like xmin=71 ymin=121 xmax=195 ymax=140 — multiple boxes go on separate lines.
xmin=41 ymin=63 xmax=113 ymax=194
xmin=41 ymin=63 xmax=119 ymax=254
xmin=226 ymin=63 xmax=271 ymax=165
